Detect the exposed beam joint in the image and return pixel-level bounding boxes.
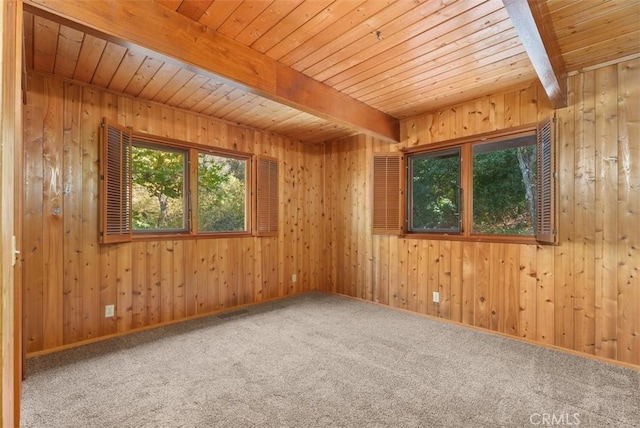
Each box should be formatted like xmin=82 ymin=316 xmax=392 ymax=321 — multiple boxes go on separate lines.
xmin=24 ymin=0 xmax=400 ymax=142
xmin=503 ymin=0 xmax=567 ymax=109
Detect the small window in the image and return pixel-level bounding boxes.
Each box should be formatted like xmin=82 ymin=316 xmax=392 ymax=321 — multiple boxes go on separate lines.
xmin=198 ymin=153 xmax=247 ymax=233
xmin=408 ymin=148 xmax=461 ymax=233
xmin=472 ymin=135 xmax=536 ymax=236
xmin=132 ymin=142 xmax=188 ymax=233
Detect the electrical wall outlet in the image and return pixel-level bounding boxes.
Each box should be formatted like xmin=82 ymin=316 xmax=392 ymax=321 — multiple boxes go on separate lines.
xmin=432 ymin=292 xmax=440 ymax=303
xmin=105 ymin=304 xmax=115 ymax=318
xmin=291 ymin=273 xmax=297 ymax=283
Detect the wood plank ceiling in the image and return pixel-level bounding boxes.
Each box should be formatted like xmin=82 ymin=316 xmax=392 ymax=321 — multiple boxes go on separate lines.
xmin=23 ymin=0 xmax=640 ymax=143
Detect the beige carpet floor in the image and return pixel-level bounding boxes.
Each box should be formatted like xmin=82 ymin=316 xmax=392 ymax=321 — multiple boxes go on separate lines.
xmin=21 ymin=292 xmax=640 ymax=427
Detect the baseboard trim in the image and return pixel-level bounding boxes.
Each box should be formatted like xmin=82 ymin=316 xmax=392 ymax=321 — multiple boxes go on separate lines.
xmin=26 ymin=290 xmax=316 ymax=359
xmin=328 ymin=291 xmax=640 ymax=372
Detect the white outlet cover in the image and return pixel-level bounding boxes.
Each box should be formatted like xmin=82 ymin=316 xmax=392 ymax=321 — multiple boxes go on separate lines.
xmin=105 ymin=305 xmax=115 ymax=317
xmin=432 ymin=292 xmax=440 ymax=303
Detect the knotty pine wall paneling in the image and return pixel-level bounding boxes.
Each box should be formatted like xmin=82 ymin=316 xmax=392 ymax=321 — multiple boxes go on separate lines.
xmin=1 ymin=0 xmax=23 ymax=423
xmin=22 ymin=73 xmax=325 ymax=355
xmin=616 ymin=59 xmax=640 ymax=365
xmin=322 ymin=59 xmax=640 ymax=366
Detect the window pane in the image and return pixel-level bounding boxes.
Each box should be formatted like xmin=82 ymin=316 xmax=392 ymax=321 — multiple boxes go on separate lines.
xmin=132 ymin=144 xmax=186 ymax=231
xmin=409 ymin=148 xmax=461 ymax=232
xmin=198 ymin=153 xmax=246 ymax=232
xmin=472 ymin=136 xmax=536 ymax=235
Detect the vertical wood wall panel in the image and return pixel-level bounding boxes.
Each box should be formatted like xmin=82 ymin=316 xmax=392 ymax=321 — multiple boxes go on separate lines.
xmin=23 ymin=76 xmax=45 ymax=353
xmin=323 ymin=65 xmax=640 ymax=366
xmin=23 ymin=59 xmax=639 ymax=368
xmin=573 ymin=71 xmax=597 ymax=356
xmin=616 ymin=60 xmax=640 ymax=364
xmin=41 ymin=77 xmax=64 ymax=350
xmin=23 ymin=73 xmax=324 ymax=355
xmin=80 ymin=85 xmax=101 ymax=341
xmin=62 ymin=83 xmax=83 ymax=344
xmin=594 ymin=66 xmax=619 ymax=359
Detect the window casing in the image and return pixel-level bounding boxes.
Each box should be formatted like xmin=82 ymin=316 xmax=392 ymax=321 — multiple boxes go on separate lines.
xmin=373 ymin=120 xmax=557 ymax=244
xmin=408 ymin=147 xmax=461 ymax=233
xmin=197 ymin=152 xmax=248 ymax=233
xmin=471 ymin=135 xmax=537 ymax=236
xmin=100 ymin=120 xmax=278 ymax=243
xmin=132 ymin=141 xmax=188 ymax=233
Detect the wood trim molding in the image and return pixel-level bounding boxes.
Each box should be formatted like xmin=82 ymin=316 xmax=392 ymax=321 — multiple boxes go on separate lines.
xmin=23 ymin=0 xmax=400 ymax=143
xmin=503 ymin=0 xmax=567 ymax=109
xmin=1 ymin=0 xmax=23 ymax=425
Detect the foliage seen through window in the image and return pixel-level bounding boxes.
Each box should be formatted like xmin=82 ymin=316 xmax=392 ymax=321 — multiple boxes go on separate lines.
xmin=132 ymin=144 xmax=186 ymax=231
xmin=472 ymin=136 xmax=536 ymax=235
xmin=409 ymin=148 xmax=460 ymax=232
xmin=198 ymin=154 xmax=246 ymax=232
xmin=408 ymin=133 xmax=538 ymax=236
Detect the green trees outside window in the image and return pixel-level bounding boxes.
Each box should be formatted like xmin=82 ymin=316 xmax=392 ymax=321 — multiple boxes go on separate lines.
xmin=472 ymin=135 xmax=536 ymax=235
xmin=101 ymin=120 xmax=271 ymax=243
xmin=197 ymin=154 xmax=246 ymax=232
xmin=130 ymin=141 xmax=248 ymax=235
xmin=132 ymin=144 xmax=186 ymax=231
xmin=408 ymin=133 xmax=537 ymax=236
xmin=409 ymin=148 xmax=460 ymax=232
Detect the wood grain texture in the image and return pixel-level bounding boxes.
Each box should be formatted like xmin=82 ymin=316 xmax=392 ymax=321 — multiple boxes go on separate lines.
xmin=1 ymin=0 xmax=23 ymax=423
xmin=24 ymin=0 xmax=400 ymax=142
xmin=616 ymin=59 xmax=640 ymax=365
xmin=20 ymin=61 xmax=640 ymax=369
xmin=503 ymin=0 xmax=567 ymax=108
xmin=21 ymin=0 xmax=639 ymax=145
xmin=22 ymin=73 xmax=324 ymax=355
xmin=322 ymin=74 xmax=640 ymax=367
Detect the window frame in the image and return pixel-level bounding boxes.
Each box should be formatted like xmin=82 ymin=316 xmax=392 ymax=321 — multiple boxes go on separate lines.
xmin=407 ymin=147 xmax=462 ymax=234
xmin=469 ymin=133 xmax=538 ymax=238
xmin=100 ymin=119 xmax=277 ymax=243
xmin=373 ymin=121 xmax=557 ymax=244
xmin=131 ymin=139 xmax=190 ymax=235
xmin=194 ymin=148 xmax=252 ymax=236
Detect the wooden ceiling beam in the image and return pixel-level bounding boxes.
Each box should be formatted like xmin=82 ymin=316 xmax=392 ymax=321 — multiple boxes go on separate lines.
xmin=23 ymin=0 xmax=400 ymax=142
xmin=503 ymin=0 xmax=567 ymax=109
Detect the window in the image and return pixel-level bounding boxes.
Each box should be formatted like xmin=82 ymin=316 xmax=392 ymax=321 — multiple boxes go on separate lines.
xmin=197 ymin=153 xmax=247 ymax=233
xmin=100 ymin=119 xmax=277 ymax=243
xmin=132 ymin=142 xmax=187 ymax=232
xmin=471 ymin=135 xmax=536 ymax=236
xmin=373 ymin=120 xmax=557 ymax=244
xmin=408 ymin=148 xmax=461 ymax=233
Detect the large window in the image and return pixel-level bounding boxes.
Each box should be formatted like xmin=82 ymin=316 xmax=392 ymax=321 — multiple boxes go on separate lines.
xmin=373 ymin=120 xmax=556 ymax=243
xmin=99 ymin=120 xmax=277 ymax=243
